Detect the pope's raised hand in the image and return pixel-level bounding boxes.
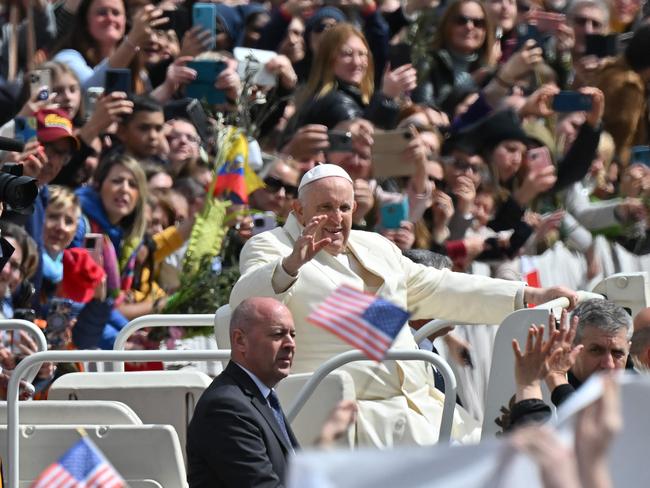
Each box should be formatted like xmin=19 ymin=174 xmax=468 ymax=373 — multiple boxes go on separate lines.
xmin=282 ymin=215 xmax=332 ymax=276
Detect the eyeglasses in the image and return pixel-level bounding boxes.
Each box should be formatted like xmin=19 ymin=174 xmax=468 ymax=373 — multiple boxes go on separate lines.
xmin=453 ymin=160 xmax=482 ymax=173
xmin=313 ymin=21 xmax=337 ymax=34
xmin=572 ymin=15 xmax=604 ymax=29
xmin=454 ymin=15 xmax=487 ymax=28
xmin=168 ymin=131 xmax=200 ymax=144
xmin=263 ymin=176 xmax=298 ymax=198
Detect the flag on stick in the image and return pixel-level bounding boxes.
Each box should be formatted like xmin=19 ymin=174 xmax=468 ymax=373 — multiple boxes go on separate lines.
xmin=307 ymin=285 xmax=410 ymax=361
xmin=31 ymin=436 xmax=125 ymax=488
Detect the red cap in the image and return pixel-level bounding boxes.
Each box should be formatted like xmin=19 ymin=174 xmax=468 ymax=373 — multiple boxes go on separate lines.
xmin=36 ymin=109 xmax=80 ymax=149
xmin=61 ymin=248 xmax=105 ymax=303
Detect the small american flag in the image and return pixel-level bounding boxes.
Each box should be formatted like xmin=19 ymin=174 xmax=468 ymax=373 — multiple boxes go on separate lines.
xmin=31 ymin=436 xmax=125 ymax=488
xmin=307 ymin=285 xmax=410 ymax=361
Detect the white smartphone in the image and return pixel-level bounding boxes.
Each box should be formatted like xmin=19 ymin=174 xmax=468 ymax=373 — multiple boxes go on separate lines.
xmin=84 ymin=233 xmax=104 ymax=266
xmin=85 ymin=87 xmax=105 ymax=121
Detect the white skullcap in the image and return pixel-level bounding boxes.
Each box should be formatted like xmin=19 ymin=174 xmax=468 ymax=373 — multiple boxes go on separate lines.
xmin=298 ymin=164 xmax=353 ymax=191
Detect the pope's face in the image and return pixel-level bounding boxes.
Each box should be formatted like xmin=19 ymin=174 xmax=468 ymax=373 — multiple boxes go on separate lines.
xmin=294 ymin=177 xmax=356 ymax=255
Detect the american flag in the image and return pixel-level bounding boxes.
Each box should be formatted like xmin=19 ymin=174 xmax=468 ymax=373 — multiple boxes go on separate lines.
xmin=31 ymin=436 xmax=125 ymax=488
xmin=307 ymin=285 xmax=410 ymax=361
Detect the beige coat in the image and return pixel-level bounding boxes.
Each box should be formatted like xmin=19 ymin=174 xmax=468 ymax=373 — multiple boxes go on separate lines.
xmin=230 ymin=213 xmax=524 ymax=446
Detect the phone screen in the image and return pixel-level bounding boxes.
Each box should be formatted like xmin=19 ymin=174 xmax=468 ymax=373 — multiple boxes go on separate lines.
xmin=105 ymin=68 xmax=131 ymax=95
xmin=552 ymin=91 xmax=593 ymax=112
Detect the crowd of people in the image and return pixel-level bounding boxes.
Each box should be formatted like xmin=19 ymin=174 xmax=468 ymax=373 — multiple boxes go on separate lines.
xmin=1 ymin=0 xmax=650 ymax=483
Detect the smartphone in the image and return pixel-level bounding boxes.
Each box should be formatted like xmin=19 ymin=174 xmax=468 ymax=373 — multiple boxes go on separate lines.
xmin=13 ymin=116 xmax=37 ymax=144
xmin=46 ymin=298 xmax=73 ymax=348
xmin=186 ymin=60 xmax=227 ymax=104
xmin=380 ymin=198 xmax=409 ymax=230
xmin=186 ymin=98 xmax=212 ymax=145
xmin=29 ymin=68 xmax=52 ymax=101
xmin=84 ymin=232 xmax=103 ymax=266
xmin=234 ymin=47 xmax=278 ymax=87
xmin=516 ymin=24 xmax=542 ymax=51
xmin=585 ymin=34 xmax=618 ymax=58
xmin=327 ymin=130 xmax=353 ymax=153
xmin=85 ymin=87 xmax=105 ymax=121
xmin=528 ymin=11 xmax=565 ymax=33
xmin=631 ymin=146 xmax=650 ymax=166
xmin=193 ymin=3 xmax=217 ymax=50
xmin=371 ymin=129 xmax=414 ymax=179
xmin=163 ymin=7 xmax=191 ymax=41
xmin=104 ymin=68 xmax=131 ymax=95
xmin=251 ymin=212 xmax=277 ymax=236
xmin=527 ymin=146 xmax=553 ymax=171
xmin=388 ymin=43 xmax=412 ymax=69
xmin=552 ymin=91 xmax=593 ymax=112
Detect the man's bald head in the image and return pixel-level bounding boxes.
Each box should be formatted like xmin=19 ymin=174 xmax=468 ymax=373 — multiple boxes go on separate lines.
xmin=633 ymin=307 xmax=650 ymax=332
xmin=229 ymin=297 xmax=296 ymax=388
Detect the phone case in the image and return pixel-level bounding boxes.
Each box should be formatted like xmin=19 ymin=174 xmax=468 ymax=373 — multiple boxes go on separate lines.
xmin=193 ymin=3 xmax=217 ymax=49
xmin=552 ymin=91 xmax=593 ymax=112
xmin=104 ymin=68 xmax=131 ymax=94
xmin=380 ymin=199 xmax=409 ymax=230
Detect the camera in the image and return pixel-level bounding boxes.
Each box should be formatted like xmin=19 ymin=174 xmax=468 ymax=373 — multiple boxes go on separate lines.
xmin=0 ymin=163 xmax=38 ymax=212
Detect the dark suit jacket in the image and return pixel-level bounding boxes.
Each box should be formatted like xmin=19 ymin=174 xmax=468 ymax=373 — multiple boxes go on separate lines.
xmin=187 ymin=361 xmax=299 ymax=488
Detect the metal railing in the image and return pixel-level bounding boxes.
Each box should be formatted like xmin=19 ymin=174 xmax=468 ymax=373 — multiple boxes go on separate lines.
xmin=0 ymin=319 xmax=48 ymax=383
xmin=112 ymin=313 xmax=217 ymax=371
xmin=286 ymin=349 xmax=458 ymax=443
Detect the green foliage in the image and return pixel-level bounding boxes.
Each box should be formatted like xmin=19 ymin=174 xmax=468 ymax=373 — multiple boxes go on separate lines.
xmin=183 ymin=197 xmax=230 ymax=274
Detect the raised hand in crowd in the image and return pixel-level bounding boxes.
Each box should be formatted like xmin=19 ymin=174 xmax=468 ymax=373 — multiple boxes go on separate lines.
xmin=555 ymin=23 xmax=576 ymax=54
xmin=581 ymin=86 xmax=605 ymax=127
xmin=381 ymin=64 xmax=417 ymax=100
xmin=403 ymin=126 xmax=429 ymax=195
xmin=153 ymin=56 xmax=198 ymax=102
xmin=513 ymin=163 xmax=557 ymax=207
xmin=8 ymin=140 xmax=47 ymax=182
xmin=518 ymin=84 xmax=560 ymax=118
xmin=352 ymin=178 xmax=374 ymax=225
xmin=545 ymin=309 xmax=584 ymax=391
xmin=452 ymin=175 xmax=476 ymax=216
xmin=316 ymin=400 xmax=358 ymax=448
xmin=512 ymin=322 xmax=559 ymax=402
xmin=619 ymin=164 xmax=650 ymax=199
xmin=17 ymin=88 xmax=59 ymax=119
xmin=179 ymin=26 xmax=215 ymax=58
xmin=265 ymin=55 xmax=299 ymax=90
xmin=215 ymin=61 xmax=242 ymax=102
xmin=127 ymin=5 xmax=167 ymax=51
xmin=430 ymin=189 xmax=454 ymax=242
xmin=282 ymin=124 xmax=330 ymax=160
xmin=380 ymin=220 xmax=415 ymax=251
xmin=79 ymin=92 xmax=134 ymax=145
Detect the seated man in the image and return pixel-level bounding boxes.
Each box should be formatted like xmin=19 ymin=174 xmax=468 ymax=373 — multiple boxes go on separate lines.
xmin=230 ymin=164 xmax=576 ymax=446
xmin=187 ymin=296 xmax=355 ymax=488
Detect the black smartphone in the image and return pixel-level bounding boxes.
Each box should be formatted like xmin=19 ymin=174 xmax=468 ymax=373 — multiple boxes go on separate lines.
xmin=552 ymin=91 xmax=593 ymax=112
xmin=585 ymin=34 xmax=618 ymax=58
xmin=186 ymin=98 xmax=212 ymax=146
xmin=163 ymin=7 xmax=191 ymax=41
xmin=104 ymin=68 xmax=132 ymax=95
xmin=327 ymin=130 xmax=353 ymax=153
xmin=516 ymin=24 xmax=542 ymax=51
xmin=388 ymin=43 xmax=412 ymax=69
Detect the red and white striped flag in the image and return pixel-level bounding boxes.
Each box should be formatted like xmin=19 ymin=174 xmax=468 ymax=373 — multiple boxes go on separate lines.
xmin=307 ymin=285 xmax=410 ymax=361
xmin=31 ymin=436 xmax=125 ymax=488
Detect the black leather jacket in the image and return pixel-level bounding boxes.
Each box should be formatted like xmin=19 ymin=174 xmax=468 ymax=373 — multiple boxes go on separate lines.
xmin=295 ymin=80 xmax=400 ymax=130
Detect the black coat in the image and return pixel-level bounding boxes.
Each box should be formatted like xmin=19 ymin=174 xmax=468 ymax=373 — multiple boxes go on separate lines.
xmin=187 ymin=361 xmax=299 ymax=488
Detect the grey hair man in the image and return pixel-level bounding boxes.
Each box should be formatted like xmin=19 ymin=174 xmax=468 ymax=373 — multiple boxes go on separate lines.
xmin=571 ymin=299 xmax=632 ymax=382
xmin=567 ymin=0 xmax=609 ymax=56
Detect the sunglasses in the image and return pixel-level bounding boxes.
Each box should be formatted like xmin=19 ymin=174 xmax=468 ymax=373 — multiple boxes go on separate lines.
xmin=572 ymin=15 xmax=604 ymax=29
xmin=453 ymin=160 xmax=482 ymax=173
xmin=313 ymin=21 xmax=337 ymax=33
xmin=454 ymin=15 xmax=486 ymax=28
xmin=263 ymin=176 xmax=298 ymax=198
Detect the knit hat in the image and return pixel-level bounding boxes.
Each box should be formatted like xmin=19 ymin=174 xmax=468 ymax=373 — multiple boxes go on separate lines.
xmin=306 ymin=7 xmax=346 ymax=33
xmin=298 ymin=164 xmax=353 ymax=191
xmin=60 ymin=248 xmax=106 ymax=304
xmin=36 ymin=109 xmax=80 ymax=149
xmin=474 ymin=109 xmax=530 ymax=153
xmin=214 ymin=3 xmax=244 ymax=43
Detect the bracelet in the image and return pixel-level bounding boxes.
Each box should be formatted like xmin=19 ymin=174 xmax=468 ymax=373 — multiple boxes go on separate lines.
xmin=123 ymin=36 xmax=140 ymax=52
xmin=494 ymin=73 xmax=514 ymax=89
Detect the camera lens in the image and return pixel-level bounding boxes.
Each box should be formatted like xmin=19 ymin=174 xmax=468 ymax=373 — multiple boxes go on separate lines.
xmin=0 ymin=173 xmax=38 ymax=211
xmin=254 ymin=218 xmax=265 ymax=227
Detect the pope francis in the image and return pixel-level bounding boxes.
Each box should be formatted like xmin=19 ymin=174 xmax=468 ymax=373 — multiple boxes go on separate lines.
xmin=230 ymin=164 xmax=577 ymax=446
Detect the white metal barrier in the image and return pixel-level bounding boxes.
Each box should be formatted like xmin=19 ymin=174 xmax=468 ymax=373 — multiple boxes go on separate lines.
xmin=5 ymin=349 xmax=230 ymax=488
xmin=286 ymin=349 xmax=458 ymax=443
xmin=0 ymin=319 xmax=48 ymax=383
xmin=112 ymin=313 xmax=216 ymax=371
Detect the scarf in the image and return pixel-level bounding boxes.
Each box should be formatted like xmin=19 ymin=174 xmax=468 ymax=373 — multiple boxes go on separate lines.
xmin=41 ymin=251 xmax=63 ymax=283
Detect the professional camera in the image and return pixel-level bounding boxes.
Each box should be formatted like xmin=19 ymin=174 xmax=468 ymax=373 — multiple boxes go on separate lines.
xmin=0 ymin=163 xmax=38 ymax=212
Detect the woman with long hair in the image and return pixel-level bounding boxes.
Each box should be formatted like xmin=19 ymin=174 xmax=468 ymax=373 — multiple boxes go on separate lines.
xmin=294 ymin=23 xmax=416 ymax=130
xmin=412 ymin=0 xmax=496 ymax=109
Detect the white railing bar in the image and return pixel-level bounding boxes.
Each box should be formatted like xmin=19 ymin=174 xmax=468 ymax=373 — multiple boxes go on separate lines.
xmin=285 ymin=349 xmax=457 ymax=443
xmin=0 ymin=319 xmax=48 ymax=383
xmin=412 ymin=319 xmax=473 ymax=345
xmin=112 ymin=314 xmax=216 ymax=371
xmin=534 ymin=290 xmax=604 ymax=311
xmin=6 ymin=349 xmax=231 ymax=488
